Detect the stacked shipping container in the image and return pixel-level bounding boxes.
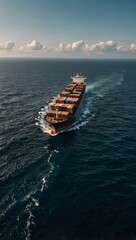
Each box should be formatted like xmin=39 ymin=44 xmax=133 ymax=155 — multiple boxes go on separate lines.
xmin=46 ymin=82 xmax=85 ymax=121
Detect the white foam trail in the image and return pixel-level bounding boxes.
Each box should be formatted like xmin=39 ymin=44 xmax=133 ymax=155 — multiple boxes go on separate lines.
xmin=24 ymin=196 xmax=40 ymax=240
xmin=24 ymin=149 xmax=59 ymax=239
xmin=47 ymin=152 xmax=54 ymax=171
xmin=25 ymin=203 xmax=35 ymax=240
xmin=36 ymin=95 xmax=60 ymax=135
xmin=44 ymin=146 xmax=48 ymax=149
xmin=63 ymin=109 xmax=95 ymax=133
xmin=86 ymin=72 xmax=124 ymax=96
xmin=23 ymin=191 xmax=36 ymax=201
xmin=40 ymin=149 xmax=59 ymax=192
xmin=62 ymin=72 xmax=124 ymax=133
xmin=32 ymin=198 xmax=39 ymax=207
xmin=41 ymin=177 xmax=47 ymax=192
xmin=54 ymin=149 xmax=59 ymax=153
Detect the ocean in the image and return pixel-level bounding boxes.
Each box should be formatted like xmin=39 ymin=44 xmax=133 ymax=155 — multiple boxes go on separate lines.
xmin=0 ymin=59 xmax=136 ymax=240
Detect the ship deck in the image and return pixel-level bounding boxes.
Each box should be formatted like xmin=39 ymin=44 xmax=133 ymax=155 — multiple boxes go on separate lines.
xmin=45 ymin=81 xmax=86 ymax=124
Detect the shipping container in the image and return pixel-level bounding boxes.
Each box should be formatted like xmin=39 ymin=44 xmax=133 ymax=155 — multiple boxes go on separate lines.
xmin=75 ymin=88 xmax=83 ymax=92
xmin=46 ymin=110 xmax=57 ymax=118
xmin=65 ymin=97 xmax=79 ymax=104
xmin=67 ymin=105 xmax=76 ymax=114
xmin=69 ymin=93 xmax=80 ymax=98
xmin=68 ymin=84 xmax=77 ymax=88
xmin=56 ymin=97 xmax=67 ymax=103
xmin=65 ymin=87 xmax=74 ymax=92
xmin=60 ymin=111 xmax=70 ymax=118
xmin=72 ymin=91 xmax=81 ymax=94
xmin=50 ymin=103 xmax=60 ymax=110
xmin=76 ymin=86 xmax=85 ymax=90
xmin=50 ymin=103 xmax=76 ymax=112
xmin=60 ymin=91 xmax=71 ymax=97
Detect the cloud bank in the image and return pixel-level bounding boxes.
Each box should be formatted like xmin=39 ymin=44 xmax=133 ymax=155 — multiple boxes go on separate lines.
xmin=56 ymin=40 xmax=84 ymax=52
xmin=117 ymin=43 xmax=136 ymax=53
xmin=56 ymin=40 xmax=136 ymax=54
xmin=85 ymin=40 xmax=117 ymax=52
xmin=20 ymin=40 xmax=46 ymax=51
xmin=130 ymin=44 xmax=136 ymax=51
xmin=0 ymin=40 xmax=15 ymax=50
xmin=0 ymin=39 xmax=136 ymax=56
xmin=85 ymin=40 xmax=136 ymax=54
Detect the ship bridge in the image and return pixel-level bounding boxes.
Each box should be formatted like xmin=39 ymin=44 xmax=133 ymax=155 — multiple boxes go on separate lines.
xmin=71 ymin=73 xmax=87 ymax=83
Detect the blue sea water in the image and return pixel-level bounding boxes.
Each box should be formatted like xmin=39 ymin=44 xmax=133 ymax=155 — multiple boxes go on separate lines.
xmin=0 ymin=59 xmax=136 ymax=240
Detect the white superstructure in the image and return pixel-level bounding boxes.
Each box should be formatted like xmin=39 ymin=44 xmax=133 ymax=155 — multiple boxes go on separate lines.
xmin=71 ymin=73 xmax=87 ymax=83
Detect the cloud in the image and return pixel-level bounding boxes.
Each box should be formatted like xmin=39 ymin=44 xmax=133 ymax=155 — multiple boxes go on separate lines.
xmin=20 ymin=40 xmax=44 ymax=51
xmin=117 ymin=43 xmax=136 ymax=53
xmin=85 ymin=40 xmax=136 ymax=54
xmin=0 ymin=40 xmax=15 ymax=50
xmin=56 ymin=42 xmax=65 ymax=52
xmin=56 ymin=40 xmax=84 ymax=52
xmin=116 ymin=45 xmax=126 ymax=52
xmin=0 ymin=39 xmax=136 ymax=57
xmin=85 ymin=40 xmax=118 ymax=53
xmin=130 ymin=44 xmax=136 ymax=52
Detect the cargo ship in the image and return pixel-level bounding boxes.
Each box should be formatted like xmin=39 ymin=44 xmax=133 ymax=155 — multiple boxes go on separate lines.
xmin=45 ymin=73 xmax=87 ymax=136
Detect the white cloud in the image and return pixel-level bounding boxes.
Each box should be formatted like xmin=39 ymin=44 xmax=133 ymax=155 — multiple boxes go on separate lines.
xmin=20 ymin=40 xmax=44 ymax=51
xmin=0 ymin=40 xmax=15 ymax=50
xmin=85 ymin=40 xmax=136 ymax=54
xmin=129 ymin=44 xmax=136 ymax=52
xmin=85 ymin=40 xmax=117 ymax=53
xmin=56 ymin=40 xmax=84 ymax=52
xmin=0 ymin=39 xmax=136 ymax=57
xmin=117 ymin=43 xmax=136 ymax=53
xmin=56 ymin=42 xmax=65 ymax=52
xmin=116 ymin=45 xmax=126 ymax=52
xmin=65 ymin=40 xmax=84 ymax=51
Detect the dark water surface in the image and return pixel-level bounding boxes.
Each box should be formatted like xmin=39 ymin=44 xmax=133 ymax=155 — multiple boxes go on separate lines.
xmin=0 ymin=59 xmax=136 ymax=240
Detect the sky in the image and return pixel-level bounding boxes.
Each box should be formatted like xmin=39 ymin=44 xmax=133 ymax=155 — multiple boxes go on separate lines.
xmin=0 ymin=0 xmax=136 ymax=58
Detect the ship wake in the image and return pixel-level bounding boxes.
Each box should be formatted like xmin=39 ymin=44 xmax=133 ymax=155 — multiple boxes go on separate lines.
xmin=64 ymin=72 xmax=125 ymax=132
xmin=36 ymin=96 xmax=59 ymax=135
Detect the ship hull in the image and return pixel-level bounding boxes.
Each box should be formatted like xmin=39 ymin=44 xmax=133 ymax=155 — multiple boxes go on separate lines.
xmin=45 ymin=74 xmax=87 ymax=136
